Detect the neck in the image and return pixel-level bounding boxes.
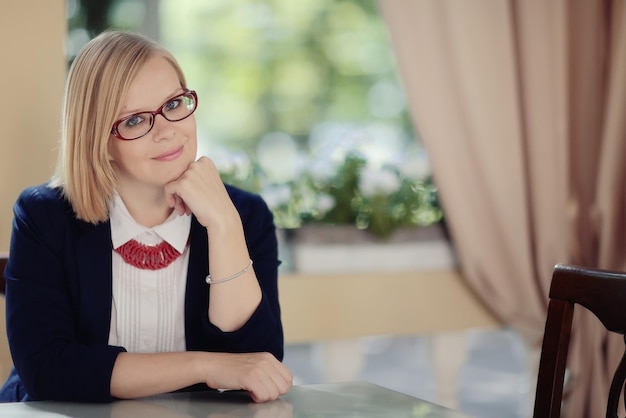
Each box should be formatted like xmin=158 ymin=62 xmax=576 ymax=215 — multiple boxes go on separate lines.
xmin=116 ymin=185 xmax=173 ymax=227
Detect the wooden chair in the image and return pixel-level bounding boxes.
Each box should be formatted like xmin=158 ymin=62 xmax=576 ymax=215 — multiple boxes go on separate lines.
xmin=533 ymin=264 xmax=626 ymax=418
xmin=0 ymin=252 xmax=9 ymax=380
xmin=0 ymin=252 xmax=7 ymax=294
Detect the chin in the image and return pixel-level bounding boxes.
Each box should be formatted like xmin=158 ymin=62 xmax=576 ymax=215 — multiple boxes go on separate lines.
xmin=169 ymin=157 xmax=194 ymax=181
xmin=165 ymin=168 xmax=187 ymax=184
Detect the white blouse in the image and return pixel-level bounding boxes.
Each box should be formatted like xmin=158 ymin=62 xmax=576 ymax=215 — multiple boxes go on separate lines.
xmin=108 ymin=194 xmax=192 ymax=353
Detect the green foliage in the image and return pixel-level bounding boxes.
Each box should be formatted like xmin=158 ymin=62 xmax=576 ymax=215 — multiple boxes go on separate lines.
xmin=160 ymin=0 xmax=413 ymax=150
xmin=158 ymin=0 xmax=444 ymax=238
xmin=218 ymin=149 xmax=443 ymax=240
xmin=67 ymin=0 xmax=444 ymax=238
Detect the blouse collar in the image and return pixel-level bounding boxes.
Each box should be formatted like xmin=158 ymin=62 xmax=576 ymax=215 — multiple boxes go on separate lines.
xmin=109 ymin=193 xmax=191 ymax=253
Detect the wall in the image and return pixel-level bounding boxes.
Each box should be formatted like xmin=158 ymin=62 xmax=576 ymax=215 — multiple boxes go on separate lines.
xmin=279 ymin=270 xmax=498 ymax=343
xmin=0 ymin=1 xmax=66 ymax=251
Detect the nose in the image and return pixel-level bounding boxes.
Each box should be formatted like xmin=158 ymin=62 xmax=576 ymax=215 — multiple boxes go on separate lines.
xmin=150 ymin=113 xmax=175 ymax=141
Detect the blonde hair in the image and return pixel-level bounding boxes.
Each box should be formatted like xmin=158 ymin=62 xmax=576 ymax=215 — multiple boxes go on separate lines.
xmin=50 ymin=31 xmax=187 ymax=224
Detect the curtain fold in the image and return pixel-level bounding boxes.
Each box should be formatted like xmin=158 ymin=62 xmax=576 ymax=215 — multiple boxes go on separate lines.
xmin=378 ymin=0 xmax=626 ymax=416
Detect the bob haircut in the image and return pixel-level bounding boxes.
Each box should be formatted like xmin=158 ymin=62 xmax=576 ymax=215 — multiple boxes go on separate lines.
xmin=50 ymin=30 xmax=188 ymax=224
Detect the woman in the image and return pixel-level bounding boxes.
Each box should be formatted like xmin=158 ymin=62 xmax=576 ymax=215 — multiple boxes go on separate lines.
xmin=0 ymin=30 xmax=292 ymax=403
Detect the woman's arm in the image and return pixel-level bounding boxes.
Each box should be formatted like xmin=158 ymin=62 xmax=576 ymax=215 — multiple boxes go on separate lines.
xmin=205 ymin=208 xmax=262 ymax=332
xmin=164 ymin=157 xmax=275 ymax=332
xmin=5 ymin=186 xmax=125 ymax=401
xmin=110 ymin=351 xmax=292 ymax=402
xmin=195 ymin=184 xmax=285 ymax=359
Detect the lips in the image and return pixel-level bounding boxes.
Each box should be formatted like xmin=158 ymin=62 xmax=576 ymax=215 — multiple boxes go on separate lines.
xmin=153 ymin=145 xmax=184 ymax=161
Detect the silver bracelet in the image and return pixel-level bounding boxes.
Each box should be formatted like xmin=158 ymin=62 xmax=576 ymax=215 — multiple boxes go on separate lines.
xmin=205 ymin=259 xmax=253 ymax=285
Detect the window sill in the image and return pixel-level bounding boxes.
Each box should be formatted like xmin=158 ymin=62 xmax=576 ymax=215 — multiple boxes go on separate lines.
xmin=278 ymin=224 xmax=457 ymax=274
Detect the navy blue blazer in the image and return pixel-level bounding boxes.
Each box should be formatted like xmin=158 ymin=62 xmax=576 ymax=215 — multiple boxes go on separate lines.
xmin=0 ymin=183 xmax=284 ymax=402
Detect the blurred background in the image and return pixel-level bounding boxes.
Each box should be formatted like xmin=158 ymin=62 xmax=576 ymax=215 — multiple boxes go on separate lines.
xmin=5 ymin=2 xmax=625 ymax=418
xmin=0 ymin=2 xmax=531 ymax=417
xmin=66 ymin=0 xmax=443 ymax=238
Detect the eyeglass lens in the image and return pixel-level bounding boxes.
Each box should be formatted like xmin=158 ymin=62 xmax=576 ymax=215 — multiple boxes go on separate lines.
xmin=115 ymin=91 xmax=197 ymax=140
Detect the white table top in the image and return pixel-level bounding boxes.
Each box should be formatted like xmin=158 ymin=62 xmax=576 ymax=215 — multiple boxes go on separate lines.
xmin=0 ymin=381 xmax=473 ymax=417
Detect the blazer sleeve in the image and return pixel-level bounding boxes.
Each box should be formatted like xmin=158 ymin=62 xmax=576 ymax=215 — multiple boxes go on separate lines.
xmin=4 ymin=186 xmax=126 ymax=402
xmin=192 ymin=186 xmax=285 ymax=360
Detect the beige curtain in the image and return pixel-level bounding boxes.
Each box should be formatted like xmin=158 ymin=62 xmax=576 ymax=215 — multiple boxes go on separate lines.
xmin=378 ymin=0 xmax=626 ymax=417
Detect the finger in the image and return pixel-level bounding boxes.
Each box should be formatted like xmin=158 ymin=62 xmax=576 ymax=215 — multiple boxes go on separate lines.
xmin=174 ymin=194 xmax=192 ymax=216
xmin=249 ymin=386 xmax=276 ymax=403
xmin=278 ymin=364 xmax=293 ymax=388
xmin=271 ymin=369 xmax=293 ymax=396
xmin=164 ymin=190 xmax=177 ymax=208
xmin=178 ymin=197 xmax=190 ymax=217
xmin=246 ymin=374 xmax=278 ymax=403
xmin=174 ymin=195 xmax=187 ymax=216
xmin=249 ymin=355 xmax=292 ymax=399
xmin=267 ymin=359 xmax=293 ymax=392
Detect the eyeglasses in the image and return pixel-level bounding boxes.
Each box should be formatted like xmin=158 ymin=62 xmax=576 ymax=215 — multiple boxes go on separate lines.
xmin=111 ymin=90 xmax=198 ymax=140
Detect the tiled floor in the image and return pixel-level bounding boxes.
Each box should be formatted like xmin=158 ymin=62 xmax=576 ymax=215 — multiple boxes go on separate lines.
xmin=283 ymin=327 xmax=534 ymax=418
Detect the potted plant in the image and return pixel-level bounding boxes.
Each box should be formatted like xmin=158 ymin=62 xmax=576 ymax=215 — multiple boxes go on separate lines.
xmin=217 ymin=144 xmax=454 ymax=273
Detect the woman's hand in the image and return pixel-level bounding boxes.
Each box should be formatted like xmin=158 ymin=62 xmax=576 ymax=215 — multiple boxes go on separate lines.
xmin=164 ymin=156 xmax=263 ymax=331
xmin=164 ymin=156 xmax=237 ymax=230
xmin=203 ymin=352 xmax=293 ymax=403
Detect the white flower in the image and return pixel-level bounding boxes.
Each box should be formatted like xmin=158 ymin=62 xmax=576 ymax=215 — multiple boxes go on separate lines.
xmin=216 ymin=143 xmax=442 ymax=236
xmin=257 ymin=132 xmax=298 ymax=182
xmin=260 ymin=184 xmax=292 ymax=210
xmin=397 ymin=156 xmax=430 ymax=179
xmin=315 ymin=193 xmax=336 ymax=215
xmin=308 ymin=159 xmax=338 ymax=184
xmin=297 ymin=185 xmax=321 ymax=213
xmin=214 ymin=148 xmax=253 ymax=180
xmin=358 ymin=167 xmax=401 ymax=197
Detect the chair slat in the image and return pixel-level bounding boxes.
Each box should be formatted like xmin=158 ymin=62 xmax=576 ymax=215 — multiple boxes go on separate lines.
xmin=533 ymin=264 xmax=626 ymax=418
xmin=0 ymin=254 xmax=7 ymax=295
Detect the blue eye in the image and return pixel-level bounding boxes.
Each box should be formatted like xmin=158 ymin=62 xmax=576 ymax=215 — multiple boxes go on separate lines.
xmin=164 ymin=98 xmax=181 ymax=112
xmin=112 ymin=91 xmax=197 ymax=140
xmin=123 ymin=114 xmax=146 ymax=128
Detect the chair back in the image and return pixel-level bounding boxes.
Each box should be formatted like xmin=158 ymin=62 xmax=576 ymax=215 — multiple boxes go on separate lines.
xmin=0 ymin=252 xmax=9 ymax=380
xmin=0 ymin=252 xmax=6 ymax=294
xmin=533 ymin=264 xmax=626 ymax=418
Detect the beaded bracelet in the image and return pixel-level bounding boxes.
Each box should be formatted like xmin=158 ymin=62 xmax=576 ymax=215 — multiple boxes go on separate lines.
xmin=205 ymin=259 xmax=253 ymax=285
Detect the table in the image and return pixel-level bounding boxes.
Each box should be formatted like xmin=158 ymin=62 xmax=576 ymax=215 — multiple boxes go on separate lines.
xmin=0 ymin=381 xmax=472 ymax=417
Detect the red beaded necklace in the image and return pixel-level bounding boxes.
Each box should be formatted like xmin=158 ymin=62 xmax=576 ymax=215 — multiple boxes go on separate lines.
xmin=114 ymin=239 xmax=182 ymax=270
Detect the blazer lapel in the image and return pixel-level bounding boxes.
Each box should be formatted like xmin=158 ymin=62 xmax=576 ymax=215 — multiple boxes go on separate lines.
xmin=185 ymin=216 xmax=209 ymax=350
xmin=75 ymin=221 xmax=114 ymax=344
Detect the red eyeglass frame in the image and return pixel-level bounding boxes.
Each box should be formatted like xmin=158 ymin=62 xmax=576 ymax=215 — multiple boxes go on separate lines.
xmin=110 ymin=90 xmax=198 ymax=140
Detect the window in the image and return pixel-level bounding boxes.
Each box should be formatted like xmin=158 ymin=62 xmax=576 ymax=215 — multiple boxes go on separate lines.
xmin=67 ymin=0 xmax=442 ymax=237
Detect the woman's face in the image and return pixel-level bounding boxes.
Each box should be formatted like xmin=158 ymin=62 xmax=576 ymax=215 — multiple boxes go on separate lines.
xmin=108 ymin=55 xmax=197 ymax=194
